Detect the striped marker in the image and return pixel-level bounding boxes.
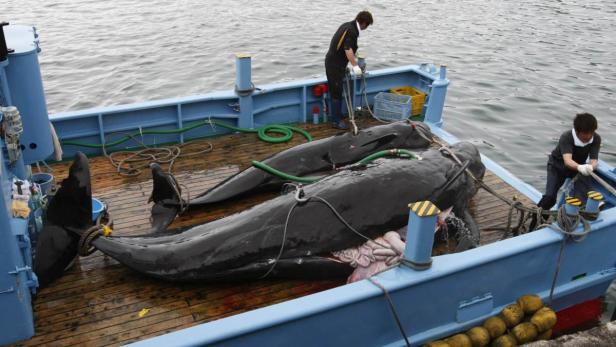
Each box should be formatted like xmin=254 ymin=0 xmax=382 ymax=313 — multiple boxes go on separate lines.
xmin=565 ymin=196 xmax=581 ymax=216
xmin=586 ymin=191 xmax=604 ymax=213
xmin=404 ymin=201 xmax=441 ymax=270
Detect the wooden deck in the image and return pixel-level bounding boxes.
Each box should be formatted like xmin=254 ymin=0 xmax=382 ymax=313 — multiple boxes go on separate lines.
xmin=16 ymin=118 xmax=533 ymax=346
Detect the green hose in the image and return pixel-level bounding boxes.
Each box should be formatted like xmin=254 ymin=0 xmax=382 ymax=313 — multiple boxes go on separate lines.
xmin=359 ymin=149 xmax=419 ymax=165
xmin=251 ymin=160 xmax=324 ymax=183
xmin=60 ymin=120 xmax=313 ymax=148
xmin=251 ymin=148 xmax=419 ymax=184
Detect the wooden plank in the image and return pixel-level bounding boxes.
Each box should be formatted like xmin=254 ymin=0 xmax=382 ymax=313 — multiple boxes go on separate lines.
xmin=17 ymin=118 xmax=540 ymax=346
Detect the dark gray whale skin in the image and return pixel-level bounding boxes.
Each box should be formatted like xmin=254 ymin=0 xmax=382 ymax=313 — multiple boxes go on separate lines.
xmin=92 ymin=141 xmax=485 ymax=282
xmin=188 ymin=120 xmax=433 ymax=206
xmin=33 ymin=154 xmax=181 ymax=287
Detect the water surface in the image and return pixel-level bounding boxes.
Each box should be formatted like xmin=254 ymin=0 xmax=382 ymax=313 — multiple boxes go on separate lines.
xmin=5 ymin=0 xmax=616 ymax=188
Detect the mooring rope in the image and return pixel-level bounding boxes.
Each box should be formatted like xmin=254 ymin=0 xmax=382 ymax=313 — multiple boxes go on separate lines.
xmin=367 ymin=277 xmax=412 ymax=347
xmin=343 ymin=72 xmax=359 ymax=135
xmin=77 ymin=208 xmax=114 ymax=256
xmin=547 ymin=205 xmax=591 ymax=304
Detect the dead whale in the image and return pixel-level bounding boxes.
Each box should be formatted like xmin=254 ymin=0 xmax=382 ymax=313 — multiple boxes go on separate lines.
xmin=35 ymin=141 xmax=484 ymax=284
xmin=188 ymin=120 xmax=433 ymax=206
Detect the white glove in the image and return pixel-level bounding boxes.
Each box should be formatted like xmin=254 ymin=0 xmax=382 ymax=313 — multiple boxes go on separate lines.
xmin=351 ymin=65 xmax=363 ymax=76
xmin=577 ymin=164 xmax=593 ymax=176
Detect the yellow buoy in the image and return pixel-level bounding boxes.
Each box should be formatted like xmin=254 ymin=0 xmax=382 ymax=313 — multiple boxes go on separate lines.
xmin=511 ymin=322 xmax=538 ymax=344
xmin=445 ymin=333 xmax=472 ymax=347
xmin=500 ymin=303 xmax=524 ymax=328
xmin=490 ymin=334 xmax=517 ymax=347
xmin=530 ymin=307 xmax=557 ymax=332
xmin=516 ymin=295 xmax=543 ymax=315
xmin=536 ymin=329 xmax=552 ymax=340
xmin=466 ymin=326 xmax=491 ymax=347
xmin=483 ymin=316 xmax=507 ymax=339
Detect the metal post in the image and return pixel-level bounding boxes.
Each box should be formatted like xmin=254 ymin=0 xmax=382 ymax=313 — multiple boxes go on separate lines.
xmin=585 ymin=191 xmax=603 ymax=214
xmin=424 ymin=64 xmax=449 ymax=127
xmin=404 ymin=201 xmax=440 ymax=270
xmin=564 ymin=196 xmax=581 ymax=216
xmin=235 ymin=54 xmax=254 ymax=129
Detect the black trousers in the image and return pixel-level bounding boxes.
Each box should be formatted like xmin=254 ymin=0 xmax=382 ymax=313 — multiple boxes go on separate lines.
xmin=325 ymin=62 xmax=345 ymax=100
xmin=537 ymin=164 xmax=592 ymax=210
xmin=325 ymin=61 xmax=346 ymax=123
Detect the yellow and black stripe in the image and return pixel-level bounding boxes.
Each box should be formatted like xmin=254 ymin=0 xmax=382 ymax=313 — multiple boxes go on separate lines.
xmin=408 ymin=201 xmax=440 ymax=217
xmin=336 ymin=30 xmax=348 ymax=51
xmin=565 ymin=196 xmax=582 ymax=206
xmin=587 ymin=191 xmax=604 ymax=201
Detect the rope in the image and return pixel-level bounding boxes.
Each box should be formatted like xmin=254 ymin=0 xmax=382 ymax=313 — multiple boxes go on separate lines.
xmin=435 ymin=143 xmax=556 ymax=233
xmin=359 ymin=73 xmax=391 ymax=124
xmin=102 ymin=134 xmax=213 ymax=177
xmin=343 ymin=71 xmax=359 ymax=135
xmin=547 ymin=205 xmax=591 ymax=304
xmin=367 ymin=277 xmax=412 ymax=347
xmin=77 ymin=208 xmax=114 ymax=256
xmin=259 ymin=184 xmax=395 ymax=279
xmin=61 ymin=119 xmax=313 ymax=149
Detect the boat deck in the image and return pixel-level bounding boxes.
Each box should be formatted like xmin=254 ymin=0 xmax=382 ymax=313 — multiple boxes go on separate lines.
xmin=16 ymin=118 xmax=533 ymax=346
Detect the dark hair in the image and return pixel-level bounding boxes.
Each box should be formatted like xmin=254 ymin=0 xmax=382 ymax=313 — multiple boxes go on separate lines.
xmin=356 ymin=11 xmax=373 ymax=27
xmin=573 ymin=112 xmax=597 ymax=133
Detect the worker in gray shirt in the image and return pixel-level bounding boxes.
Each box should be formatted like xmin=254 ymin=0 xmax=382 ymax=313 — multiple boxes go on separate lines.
xmin=537 ymin=112 xmax=601 ymax=212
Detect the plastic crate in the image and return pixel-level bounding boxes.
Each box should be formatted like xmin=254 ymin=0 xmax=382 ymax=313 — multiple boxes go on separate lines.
xmin=373 ymin=92 xmax=412 ymax=121
xmin=390 ymin=86 xmax=427 ymax=116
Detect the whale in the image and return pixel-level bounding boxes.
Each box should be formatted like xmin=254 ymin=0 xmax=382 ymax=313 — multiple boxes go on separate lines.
xmin=34 ymin=141 xmax=484 ymax=284
xmin=188 ymin=120 xmax=434 ymax=206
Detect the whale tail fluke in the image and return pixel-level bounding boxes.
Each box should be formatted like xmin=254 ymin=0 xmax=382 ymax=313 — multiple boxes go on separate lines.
xmin=35 ymin=152 xmax=93 ymax=287
xmin=148 ymin=163 xmax=183 ymax=232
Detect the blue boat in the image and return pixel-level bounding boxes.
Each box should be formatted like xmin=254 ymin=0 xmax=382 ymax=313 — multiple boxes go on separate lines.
xmin=1 ymin=22 xmax=615 ymax=346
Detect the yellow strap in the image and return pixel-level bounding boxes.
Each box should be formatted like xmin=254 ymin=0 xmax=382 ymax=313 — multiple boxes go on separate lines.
xmin=336 ymin=29 xmax=348 ymax=51
xmin=102 ymin=225 xmax=113 ymax=237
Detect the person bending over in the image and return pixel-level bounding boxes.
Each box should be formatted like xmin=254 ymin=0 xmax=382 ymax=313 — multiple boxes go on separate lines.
xmin=536 ymin=112 xmax=601 ymax=214
xmin=324 ymin=11 xmax=373 ymax=130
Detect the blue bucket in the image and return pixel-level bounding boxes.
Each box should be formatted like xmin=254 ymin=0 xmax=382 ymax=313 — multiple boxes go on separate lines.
xmin=31 ymin=172 xmax=54 ymax=196
xmin=92 ymin=197 xmax=105 ymax=222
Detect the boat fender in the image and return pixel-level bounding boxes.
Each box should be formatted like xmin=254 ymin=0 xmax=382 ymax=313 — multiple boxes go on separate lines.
xmin=445 ymin=333 xmax=472 ymax=347
xmin=530 ymin=307 xmax=557 ymax=333
xmin=511 ymin=322 xmax=538 ymax=344
xmin=490 ymin=334 xmax=517 ymax=347
xmin=536 ymin=329 xmax=552 ymax=340
xmin=466 ymin=326 xmax=490 ymax=347
xmin=516 ymin=295 xmax=543 ymax=315
xmin=500 ymin=303 xmax=524 ymax=327
xmin=483 ymin=316 xmax=507 ymax=339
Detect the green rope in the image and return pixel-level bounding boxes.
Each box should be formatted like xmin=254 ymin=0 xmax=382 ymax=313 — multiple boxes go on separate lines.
xmin=60 ymin=120 xmax=313 ymax=149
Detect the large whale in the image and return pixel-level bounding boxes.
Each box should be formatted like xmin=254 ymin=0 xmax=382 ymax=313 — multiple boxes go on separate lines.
xmin=34 ymin=141 xmax=484 ymax=284
xmin=188 ymin=120 xmax=433 ymax=205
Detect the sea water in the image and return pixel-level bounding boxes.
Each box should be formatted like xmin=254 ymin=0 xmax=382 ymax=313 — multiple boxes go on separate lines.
xmin=5 ymin=0 xmax=616 ymax=188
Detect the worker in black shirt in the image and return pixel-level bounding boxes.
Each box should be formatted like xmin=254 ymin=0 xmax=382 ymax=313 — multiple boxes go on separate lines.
xmin=536 ymin=112 xmax=601 ymax=214
xmin=325 ymin=11 xmax=373 ymax=130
